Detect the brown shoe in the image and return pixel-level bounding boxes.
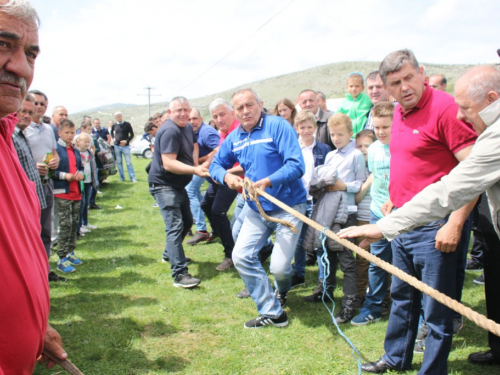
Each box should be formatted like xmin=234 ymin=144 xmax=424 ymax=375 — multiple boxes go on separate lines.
xmin=216 ymin=257 xmax=234 ymax=271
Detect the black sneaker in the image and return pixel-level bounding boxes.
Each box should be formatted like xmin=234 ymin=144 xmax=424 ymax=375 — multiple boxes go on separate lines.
xmin=290 ymin=274 xmax=305 ymax=289
xmin=274 ymin=290 xmax=288 ymax=308
xmin=48 ymin=271 xmax=67 ymax=282
xmin=303 ymin=280 xmax=335 ymax=302
xmin=173 ymin=273 xmax=201 ymax=288
xmin=236 ymin=288 xmax=250 ymax=298
xmin=244 ymin=311 xmax=288 ymax=329
xmin=89 ymin=203 xmax=102 ymax=210
xmin=474 ymin=274 xmax=485 ymax=285
xmin=335 ymin=306 xmax=354 ymax=324
xmin=466 ymin=259 xmax=483 ymax=271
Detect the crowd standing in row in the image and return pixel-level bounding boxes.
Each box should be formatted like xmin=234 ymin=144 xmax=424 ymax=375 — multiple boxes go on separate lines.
xmin=2 ymin=0 xmax=500 ymax=373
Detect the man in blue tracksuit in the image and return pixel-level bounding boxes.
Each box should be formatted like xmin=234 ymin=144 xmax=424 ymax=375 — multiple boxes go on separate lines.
xmin=210 ymin=88 xmax=307 ymax=329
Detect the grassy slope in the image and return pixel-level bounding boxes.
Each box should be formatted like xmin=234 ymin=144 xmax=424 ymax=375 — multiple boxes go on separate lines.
xmin=35 ymin=157 xmax=489 ymax=375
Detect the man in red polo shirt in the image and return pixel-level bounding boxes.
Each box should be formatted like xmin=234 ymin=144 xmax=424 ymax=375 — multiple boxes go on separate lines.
xmin=0 ymin=1 xmax=67 ymax=373
xmin=351 ymin=50 xmax=477 ymax=374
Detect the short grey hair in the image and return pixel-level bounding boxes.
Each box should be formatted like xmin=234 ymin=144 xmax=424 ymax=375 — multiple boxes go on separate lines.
xmin=169 ymin=96 xmax=189 ymax=109
xmin=114 ymin=111 xmax=122 ymax=117
xmin=209 ymin=98 xmax=232 ymax=113
xmin=231 ymin=88 xmax=262 ymax=103
xmin=379 ymin=49 xmax=420 ymax=84
xmin=24 ymin=93 xmax=34 ymax=102
xmin=0 ymin=0 xmax=40 ymax=28
xmin=317 ymin=91 xmax=326 ymax=101
xmin=461 ymin=65 xmax=500 ymax=102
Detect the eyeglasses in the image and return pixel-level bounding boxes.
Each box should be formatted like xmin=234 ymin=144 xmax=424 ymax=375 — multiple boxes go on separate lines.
xmin=34 ymin=101 xmax=46 ymax=106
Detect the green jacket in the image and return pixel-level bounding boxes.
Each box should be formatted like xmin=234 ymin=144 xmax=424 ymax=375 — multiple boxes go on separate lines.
xmin=338 ymin=92 xmax=373 ymax=136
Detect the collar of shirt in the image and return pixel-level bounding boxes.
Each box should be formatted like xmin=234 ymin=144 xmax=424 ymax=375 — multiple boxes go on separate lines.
xmin=479 ymin=98 xmax=500 ymax=127
xmin=336 ymin=139 xmax=356 ymax=154
xmin=299 ymin=138 xmax=316 ymax=151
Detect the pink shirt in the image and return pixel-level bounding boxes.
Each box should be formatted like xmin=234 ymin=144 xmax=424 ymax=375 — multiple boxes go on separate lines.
xmin=0 ymin=114 xmax=50 ymax=375
xmin=389 ymin=84 xmax=477 ymax=208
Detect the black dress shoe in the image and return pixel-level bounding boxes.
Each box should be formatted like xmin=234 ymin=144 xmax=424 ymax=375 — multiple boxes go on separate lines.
xmin=362 ymin=358 xmax=393 ymax=373
xmin=468 ymin=350 xmax=500 ymax=365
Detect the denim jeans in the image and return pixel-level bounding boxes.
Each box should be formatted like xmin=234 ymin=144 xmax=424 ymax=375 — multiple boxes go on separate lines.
xmin=114 ymin=145 xmax=136 ymax=181
xmin=185 ymin=174 xmax=207 ymax=231
xmin=201 ymin=183 xmax=238 ymax=258
xmin=382 ymin=216 xmax=460 ymax=375
xmin=89 ymin=177 xmax=99 ymax=205
xmin=230 ymin=193 xmax=245 ymax=230
xmin=363 ymin=211 xmax=393 ymax=314
xmin=150 ymin=185 xmax=193 ymax=278
xmin=78 ymin=182 xmax=92 ymax=230
xmin=293 ymin=200 xmax=313 ymax=278
xmin=233 ymin=203 xmax=305 ymax=318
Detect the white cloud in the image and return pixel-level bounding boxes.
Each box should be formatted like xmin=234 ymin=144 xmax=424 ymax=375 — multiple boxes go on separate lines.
xmin=28 ymin=0 xmax=500 ymax=115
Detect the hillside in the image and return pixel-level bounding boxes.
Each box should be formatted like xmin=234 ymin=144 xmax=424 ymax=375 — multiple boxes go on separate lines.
xmin=69 ymin=61 xmax=472 ymax=136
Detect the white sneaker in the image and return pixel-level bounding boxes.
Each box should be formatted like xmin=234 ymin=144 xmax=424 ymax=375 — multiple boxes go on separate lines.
xmin=80 ymin=227 xmax=91 ymax=233
xmin=86 ymin=224 xmax=98 ymax=230
xmin=97 ymin=190 xmax=103 ymax=195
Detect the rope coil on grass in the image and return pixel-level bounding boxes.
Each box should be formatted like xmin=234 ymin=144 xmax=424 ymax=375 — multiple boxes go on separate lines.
xmin=241 ymin=177 xmax=500 ymax=338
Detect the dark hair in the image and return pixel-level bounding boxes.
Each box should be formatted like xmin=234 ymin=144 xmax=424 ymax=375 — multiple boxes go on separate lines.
xmin=144 ymin=121 xmax=157 ymax=132
xmin=28 ymin=89 xmax=47 ymax=101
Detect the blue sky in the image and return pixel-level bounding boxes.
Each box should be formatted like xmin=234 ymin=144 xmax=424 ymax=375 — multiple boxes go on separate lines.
xmin=29 ymin=0 xmax=500 ymax=114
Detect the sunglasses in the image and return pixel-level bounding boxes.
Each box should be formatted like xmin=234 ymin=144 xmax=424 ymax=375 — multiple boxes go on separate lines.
xmin=34 ymin=101 xmax=46 ymax=106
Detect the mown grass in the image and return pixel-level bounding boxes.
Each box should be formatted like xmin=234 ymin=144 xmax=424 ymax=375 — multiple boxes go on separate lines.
xmin=35 ymin=157 xmax=491 ymax=374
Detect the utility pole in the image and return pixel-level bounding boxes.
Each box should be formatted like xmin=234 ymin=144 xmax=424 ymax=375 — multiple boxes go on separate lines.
xmin=138 ymin=87 xmax=161 ymax=118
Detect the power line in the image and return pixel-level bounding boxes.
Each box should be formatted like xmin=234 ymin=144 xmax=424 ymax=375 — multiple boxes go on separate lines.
xmin=174 ymin=0 xmax=297 ymax=95
xmin=138 ymin=87 xmax=161 ymax=118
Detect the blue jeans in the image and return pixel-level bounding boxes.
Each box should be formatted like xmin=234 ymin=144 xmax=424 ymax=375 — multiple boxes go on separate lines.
xmin=230 ymin=193 xmax=245 ymax=231
xmin=150 ymin=185 xmax=193 ymax=278
xmin=293 ymin=200 xmax=313 ymax=278
xmin=78 ymin=183 xmax=92 ymax=230
xmin=382 ymin=216 xmax=460 ymax=375
xmin=185 ymin=175 xmax=207 ymax=231
xmin=363 ymin=211 xmax=393 ymax=315
xmin=232 ymin=202 xmax=306 ymax=318
xmin=114 ymin=145 xmax=136 ymax=181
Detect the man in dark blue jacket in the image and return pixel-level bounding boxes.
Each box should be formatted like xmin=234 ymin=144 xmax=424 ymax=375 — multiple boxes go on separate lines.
xmin=210 ymin=88 xmax=306 ymax=329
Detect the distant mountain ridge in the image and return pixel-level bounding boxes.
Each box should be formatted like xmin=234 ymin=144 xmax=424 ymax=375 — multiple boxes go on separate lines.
xmin=69 ymin=61 xmax=473 ymax=136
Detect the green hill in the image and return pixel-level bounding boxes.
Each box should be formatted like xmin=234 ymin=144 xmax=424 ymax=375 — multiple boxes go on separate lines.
xmin=69 ymin=61 xmax=472 ymax=136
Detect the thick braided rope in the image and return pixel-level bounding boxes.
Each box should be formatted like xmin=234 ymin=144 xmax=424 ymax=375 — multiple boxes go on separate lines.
xmin=241 ymin=178 xmax=298 ymax=233
xmin=243 ymin=178 xmax=500 ymax=337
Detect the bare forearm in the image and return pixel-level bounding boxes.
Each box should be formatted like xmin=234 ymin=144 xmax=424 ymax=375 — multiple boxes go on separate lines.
xmin=448 ymin=196 xmax=479 ymax=227
xmin=162 ymin=158 xmax=197 ymax=175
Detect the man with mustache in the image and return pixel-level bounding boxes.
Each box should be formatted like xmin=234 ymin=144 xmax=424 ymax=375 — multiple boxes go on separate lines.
xmin=0 ymin=1 xmax=68 ymax=373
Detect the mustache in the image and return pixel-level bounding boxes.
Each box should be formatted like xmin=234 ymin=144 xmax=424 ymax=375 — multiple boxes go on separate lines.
xmin=0 ymin=71 xmax=27 ymax=92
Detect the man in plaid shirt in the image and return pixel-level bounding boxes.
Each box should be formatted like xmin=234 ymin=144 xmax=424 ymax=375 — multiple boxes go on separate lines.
xmin=12 ymin=93 xmax=46 ymax=210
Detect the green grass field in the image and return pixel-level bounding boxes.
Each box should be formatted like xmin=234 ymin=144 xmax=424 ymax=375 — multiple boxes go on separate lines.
xmin=34 ymin=157 xmax=491 ymax=374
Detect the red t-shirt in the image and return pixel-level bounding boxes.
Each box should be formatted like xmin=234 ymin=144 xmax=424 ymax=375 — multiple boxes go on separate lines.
xmin=389 ymin=84 xmax=477 ymax=208
xmin=0 ymin=114 xmax=50 ymax=375
xmin=219 ymin=119 xmax=243 ymax=192
xmin=55 ymin=145 xmax=81 ymax=201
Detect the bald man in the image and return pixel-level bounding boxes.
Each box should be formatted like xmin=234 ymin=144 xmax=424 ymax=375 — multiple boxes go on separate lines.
xmin=430 ymin=74 xmax=447 ymax=91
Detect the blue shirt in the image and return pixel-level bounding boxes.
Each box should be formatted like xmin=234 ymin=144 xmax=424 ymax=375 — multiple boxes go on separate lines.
xmin=196 ymin=123 xmax=219 ymax=158
xmin=210 ymin=114 xmax=307 ymax=212
xmin=93 ymin=127 xmax=110 ymax=141
xmin=368 ymin=140 xmax=391 ymax=219
xmin=324 ymin=139 xmax=366 ymax=210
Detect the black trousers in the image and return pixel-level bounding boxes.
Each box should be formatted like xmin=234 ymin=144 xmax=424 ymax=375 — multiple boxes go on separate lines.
xmin=483 ymin=231 xmax=500 ymax=355
xmin=201 ymin=183 xmax=238 ymax=258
